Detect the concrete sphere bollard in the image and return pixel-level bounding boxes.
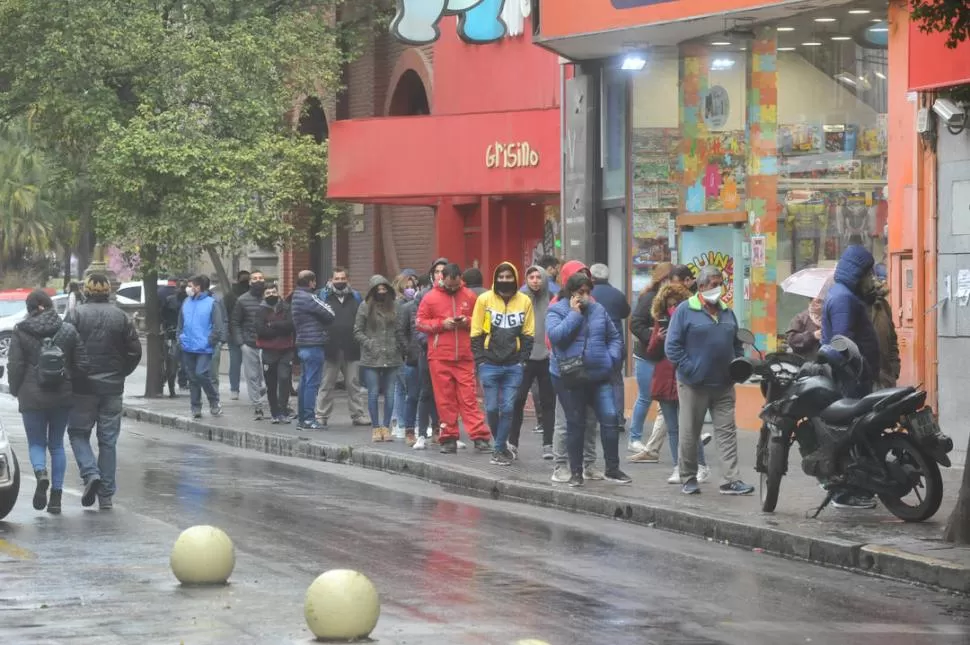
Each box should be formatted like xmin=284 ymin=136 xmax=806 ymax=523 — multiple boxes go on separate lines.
xmin=304 ymin=569 xmax=380 ymax=641
xmin=169 ymin=525 xmax=236 ymax=585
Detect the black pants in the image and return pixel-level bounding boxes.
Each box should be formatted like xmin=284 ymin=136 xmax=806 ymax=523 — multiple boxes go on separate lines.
xmin=262 ymin=349 xmax=294 ymax=418
xmin=416 ymin=351 xmax=439 ymax=434
xmin=510 ymin=358 xmax=556 ymax=448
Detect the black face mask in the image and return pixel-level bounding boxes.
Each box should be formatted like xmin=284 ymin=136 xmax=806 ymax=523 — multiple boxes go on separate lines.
xmin=374 ymin=291 xmax=389 ymax=302
xmin=332 ymin=281 xmax=349 ymax=292
xmin=495 ymin=281 xmax=517 ymax=295
xmin=250 ymin=281 xmax=265 ymax=295
xmin=265 ymin=295 xmax=279 ymax=306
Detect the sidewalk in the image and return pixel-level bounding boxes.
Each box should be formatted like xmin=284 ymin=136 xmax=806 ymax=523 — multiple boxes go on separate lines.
xmin=119 ymin=365 xmax=970 ymax=593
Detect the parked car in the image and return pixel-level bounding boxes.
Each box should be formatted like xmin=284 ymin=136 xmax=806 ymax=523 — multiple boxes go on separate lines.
xmin=0 ymin=294 xmax=68 ymax=359
xmin=0 ymin=365 xmax=17 ymax=520
xmin=115 ymin=279 xmax=180 ymax=305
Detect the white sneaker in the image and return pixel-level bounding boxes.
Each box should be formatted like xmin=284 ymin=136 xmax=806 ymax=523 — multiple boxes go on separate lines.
xmin=583 ymin=466 xmax=605 ymax=481
xmin=392 ymin=423 xmax=406 ymax=439
xmin=412 ymin=436 xmax=427 ymax=450
xmin=551 ymin=465 xmax=571 ymax=483
xmin=628 ymin=440 xmax=647 ymax=453
xmin=667 ymin=467 xmax=681 ymax=484
xmin=457 ymin=440 xmax=467 ymax=450
xmin=701 ymin=432 xmax=713 ymax=446
xmin=697 ymin=465 xmax=711 ymax=483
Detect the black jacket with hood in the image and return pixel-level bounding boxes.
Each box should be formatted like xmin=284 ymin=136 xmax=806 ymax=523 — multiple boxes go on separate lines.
xmin=66 ymin=299 xmax=142 ymax=396
xmin=8 ymin=309 xmax=88 ymax=412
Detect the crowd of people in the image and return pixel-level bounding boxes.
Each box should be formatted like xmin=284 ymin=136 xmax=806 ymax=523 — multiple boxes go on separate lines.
xmin=8 ymin=242 xmax=895 ymax=513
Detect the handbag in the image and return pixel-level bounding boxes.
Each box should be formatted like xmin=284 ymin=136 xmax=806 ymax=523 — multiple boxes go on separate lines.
xmin=556 ymin=322 xmax=590 ymax=389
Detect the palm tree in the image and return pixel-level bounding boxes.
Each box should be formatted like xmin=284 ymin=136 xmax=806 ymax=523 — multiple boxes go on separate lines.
xmin=0 ymin=119 xmax=55 ymax=265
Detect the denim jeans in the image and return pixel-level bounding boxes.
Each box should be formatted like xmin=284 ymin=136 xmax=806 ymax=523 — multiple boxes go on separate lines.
xmin=552 ymin=375 xmax=620 ymax=475
xmin=362 ymin=366 xmax=399 ymax=428
xmin=416 ymin=351 xmax=439 ymax=436
xmin=297 ymin=346 xmax=325 ymax=424
xmin=392 ymin=369 xmax=407 ymax=424
xmin=478 ymin=362 xmax=523 ymax=452
xmin=611 ymin=355 xmax=626 ymax=426
xmin=629 ymin=357 xmax=656 ymax=442
xmin=22 ymin=407 xmax=71 ymax=490
xmin=402 ymin=364 xmax=420 ymax=429
xmin=183 ymin=351 xmax=220 ymax=411
xmin=658 ymin=399 xmax=706 ymax=468
xmin=68 ymin=394 xmax=123 ymax=497
xmin=228 ymin=342 xmax=242 ymax=394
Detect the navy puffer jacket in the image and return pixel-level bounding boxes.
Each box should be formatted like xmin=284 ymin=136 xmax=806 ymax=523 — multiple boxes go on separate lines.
xmin=291 ymin=287 xmax=336 ymax=347
xmin=546 ymin=298 xmax=622 ymax=383
xmin=822 ymin=245 xmax=880 ymax=383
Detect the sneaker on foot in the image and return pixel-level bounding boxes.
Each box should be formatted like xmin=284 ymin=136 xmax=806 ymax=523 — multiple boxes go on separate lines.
xmin=667 ymin=467 xmax=681 ymax=484
xmin=457 ymin=440 xmax=468 ymax=450
xmin=46 ymin=489 xmax=62 ymax=515
xmin=230 ymin=391 xmax=240 ymax=401
xmin=351 ymin=417 xmax=371 ymax=427
xmin=82 ymin=477 xmax=101 ymax=508
xmin=210 ymin=404 xmax=223 ymax=417
xmin=697 ymin=465 xmax=711 ymax=483
xmin=405 ymin=430 xmax=416 ymax=447
xmin=604 ymin=469 xmax=632 ymax=484
xmin=33 ymin=470 xmax=49 ymax=510
xmin=473 ymin=439 xmax=491 ymax=452
xmin=254 ymin=407 xmax=264 ymax=421
xmin=412 ymin=436 xmax=427 ymax=450
xmin=542 ymin=444 xmax=554 ymax=460
xmin=532 ymin=424 xmax=543 ymax=434
xmin=568 ymin=472 xmax=584 ymax=487
xmin=682 ymin=478 xmax=701 ymax=495
xmin=440 ymin=439 xmax=458 ymax=454
xmin=371 ymin=427 xmax=383 ymax=443
xmin=507 ymin=443 xmax=518 ymax=460
xmin=719 ymin=480 xmax=755 ymax=496
xmin=99 ymin=496 xmax=113 ymax=510
xmin=831 ymin=493 xmax=877 ymax=509
xmin=551 ymin=465 xmax=571 ymax=483
xmin=489 ymin=451 xmax=513 ymax=466
xmin=191 ymin=408 xmax=203 ymax=420
xmin=628 ymin=440 xmax=647 ymax=453
xmin=583 ymin=466 xmax=605 ymax=481
xmin=299 ymin=421 xmax=324 ymax=431
xmin=628 ymin=449 xmax=660 ymax=463
xmin=701 ymin=432 xmax=713 ymax=446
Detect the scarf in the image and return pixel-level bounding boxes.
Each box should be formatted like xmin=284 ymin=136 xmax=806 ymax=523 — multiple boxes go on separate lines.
xmin=808 ymin=299 xmax=823 ymax=327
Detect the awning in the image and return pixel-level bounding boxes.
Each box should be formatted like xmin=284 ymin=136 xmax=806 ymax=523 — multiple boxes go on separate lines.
xmin=327 ymin=108 xmax=560 ymax=203
xmin=908 ymin=26 xmax=970 ymax=91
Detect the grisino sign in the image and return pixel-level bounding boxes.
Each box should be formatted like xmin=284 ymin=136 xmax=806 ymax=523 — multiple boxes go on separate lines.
xmin=485 ymin=142 xmax=540 ymax=169
xmin=390 ymin=0 xmax=531 ymax=45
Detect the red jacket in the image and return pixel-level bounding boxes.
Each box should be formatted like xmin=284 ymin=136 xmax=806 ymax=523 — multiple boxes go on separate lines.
xmin=416 ymin=285 xmax=477 ymax=362
xmin=646 ymin=321 xmax=677 ymax=401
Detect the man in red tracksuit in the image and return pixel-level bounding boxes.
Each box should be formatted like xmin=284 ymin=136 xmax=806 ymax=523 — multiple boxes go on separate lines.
xmin=416 ymin=262 xmax=492 ymax=454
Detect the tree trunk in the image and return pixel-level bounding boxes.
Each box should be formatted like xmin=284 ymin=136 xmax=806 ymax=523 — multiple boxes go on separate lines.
xmin=943 ymin=434 xmax=970 ymax=543
xmin=205 ymin=245 xmax=231 ymax=296
xmin=62 ymin=244 xmax=72 ymax=289
xmin=142 ymin=244 xmax=164 ymax=398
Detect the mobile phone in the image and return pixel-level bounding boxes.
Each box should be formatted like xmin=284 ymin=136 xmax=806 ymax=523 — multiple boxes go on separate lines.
xmin=658 ymin=316 xmax=670 ymax=330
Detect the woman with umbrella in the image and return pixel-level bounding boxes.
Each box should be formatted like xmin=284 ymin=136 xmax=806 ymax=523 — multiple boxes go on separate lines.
xmin=782 ymin=268 xmax=834 ymax=361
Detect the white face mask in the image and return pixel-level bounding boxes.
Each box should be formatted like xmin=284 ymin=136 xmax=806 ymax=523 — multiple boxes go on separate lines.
xmin=185 ymin=286 xmax=194 ymax=297
xmin=701 ymin=287 xmax=722 ymax=304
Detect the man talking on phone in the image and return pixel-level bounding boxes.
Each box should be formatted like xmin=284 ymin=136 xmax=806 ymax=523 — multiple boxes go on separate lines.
xmin=416 ymin=263 xmax=492 ymax=454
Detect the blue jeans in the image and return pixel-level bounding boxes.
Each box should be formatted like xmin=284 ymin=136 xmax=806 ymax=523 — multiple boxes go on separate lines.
xmin=392 ymin=369 xmax=406 ymax=424
xmin=658 ymin=399 xmax=706 ymax=468
xmin=228 ymin=342 xmax=242 ymax=394
xmin=402 ymin=364 xmax=420 ymax=429
xmin=629 ymin=357 xmax=656 ymax=442
xmin=297 ymin=346 xmax=325 ymax=424
xmin=183 ymin=351 xmax=220 ymax=411
xmin=362 ymin=366 xmax=399 ymax=428
xmin=22 ymin=407 xmax=70 ymax=490
xmin=611 ymin=357 xmax=626 ymax=426
xmin=478 ymin=363 xmax=523 ymax=452
xmin=68 ymin=394 xmax=123 ymax=496
xmin=552 ymin=376 xmax=620 ymax=474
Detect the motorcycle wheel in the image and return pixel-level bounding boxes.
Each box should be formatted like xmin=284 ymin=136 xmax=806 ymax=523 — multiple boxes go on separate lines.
xmin=875 ymin=435 xmax=943 ymax=522
xmin=0 ymin=451 xmax=20 ymax=520
xmin=760 ymin=436 xmax=789 ymax=513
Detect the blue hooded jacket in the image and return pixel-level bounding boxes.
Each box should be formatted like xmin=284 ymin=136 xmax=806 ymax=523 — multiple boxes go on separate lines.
xmin=546 ymin=298 xmax=622 ymax=383
xmin=821 ymin=245 xmax=880 ymax=387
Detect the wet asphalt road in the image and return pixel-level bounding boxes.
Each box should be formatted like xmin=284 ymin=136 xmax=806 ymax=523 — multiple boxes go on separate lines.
xmin=0 ymin=399 xmax=968 ymax=645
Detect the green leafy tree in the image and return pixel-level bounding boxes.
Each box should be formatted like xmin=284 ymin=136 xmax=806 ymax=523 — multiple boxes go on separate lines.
xmin=0 ymin=0 xmax=380 ymax=395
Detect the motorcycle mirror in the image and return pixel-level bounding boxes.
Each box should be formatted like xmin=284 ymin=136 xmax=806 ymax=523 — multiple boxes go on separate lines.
xmin=736 ymin=328 xmax=756 ymax=346
xmin=729 ymin=357 xmax=754 ymax=383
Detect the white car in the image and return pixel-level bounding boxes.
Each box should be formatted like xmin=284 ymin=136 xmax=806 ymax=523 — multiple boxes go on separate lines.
xmin=114 ymin=280 xmax=180 ymax=305
xmin=0 ymin=294 xmax=68 ymax=359
xmin=0 ymin=366 xmax=18 ymax=520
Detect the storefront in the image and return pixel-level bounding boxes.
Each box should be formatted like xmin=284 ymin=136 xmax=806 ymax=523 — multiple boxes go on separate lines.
xmin=326 ymin=13 xmax=562 ymax=279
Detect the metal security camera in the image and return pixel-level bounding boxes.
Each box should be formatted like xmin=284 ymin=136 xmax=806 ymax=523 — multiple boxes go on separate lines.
xmin=932 ymin=98 xmax=967 ymax=128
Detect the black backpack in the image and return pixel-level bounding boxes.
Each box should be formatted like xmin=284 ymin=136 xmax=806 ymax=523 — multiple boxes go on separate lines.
xmin=37 ymin=328 xmax=67 ymax=389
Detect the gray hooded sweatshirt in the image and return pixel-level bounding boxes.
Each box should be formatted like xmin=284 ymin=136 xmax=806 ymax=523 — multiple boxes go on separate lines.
xmin=354 ymin=275 xmax=406 ymax=368
xmin=520 ymin=264 xmax=551 ymax=360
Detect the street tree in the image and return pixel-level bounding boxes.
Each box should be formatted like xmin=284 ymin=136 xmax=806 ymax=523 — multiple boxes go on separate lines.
xmin=0 ymin=0 xmax=378 ymax=396
xmin=910 ymin=0 xmax=970 ymax=543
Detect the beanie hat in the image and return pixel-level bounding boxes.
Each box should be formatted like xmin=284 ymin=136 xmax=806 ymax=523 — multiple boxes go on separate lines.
xmin=84 ymin=273 xmax=111 ymax=298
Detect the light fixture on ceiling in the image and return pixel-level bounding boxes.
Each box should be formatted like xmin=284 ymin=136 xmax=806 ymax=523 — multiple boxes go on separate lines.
xmin=802 ymin=41 xmax=822 ymax=46
xmin=710 ymin=58 xmax=736 ymax=71
xmin=869 ymin=26 xmax=889 ymax=32
xmin=871 ymin=18 xmax=882 ymax=22
xmin=874 ymin=71 xmax=887 ymax=80
xmin=777 ymin=26 xmax=795 ymax=32
xmin=778 ymin=46 xmax=796 ymax=51
xmin=831 ymin=36 xmax=852 ymax=41
xmin=620 ymin=53 xmax=647 ymax=71
xmin=835 ymin=72 xmax=858 ymax=86
xmin=849 ymin=8 xmax=871 ymax=14
xmin=710 ymin=41 xmax=732 ymax=46
xmin=814 ymin=17 xmax=837 ymax=23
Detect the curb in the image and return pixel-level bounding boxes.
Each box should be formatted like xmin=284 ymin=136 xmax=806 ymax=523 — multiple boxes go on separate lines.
xmin=120 ymin=402 xmax=969 ymax=594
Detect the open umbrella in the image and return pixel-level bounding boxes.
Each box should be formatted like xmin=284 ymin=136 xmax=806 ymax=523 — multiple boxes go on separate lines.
xmin=781 ymin=267 xmax=834 ymax=299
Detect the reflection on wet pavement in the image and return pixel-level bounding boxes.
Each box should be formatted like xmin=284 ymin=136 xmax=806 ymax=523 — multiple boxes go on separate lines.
xmin=0 ymin=404 xmax=968 ymax=645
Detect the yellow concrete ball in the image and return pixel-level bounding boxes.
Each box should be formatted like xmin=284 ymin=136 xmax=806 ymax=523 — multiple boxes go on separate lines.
xmin=304 ymin=569 xmax=380 ymax=641
xmin=169 ymin=525 xmax=236 ymax=585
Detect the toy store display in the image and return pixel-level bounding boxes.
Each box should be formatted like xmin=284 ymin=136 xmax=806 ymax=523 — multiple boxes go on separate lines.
xmin=778 ymin=115 xmax=887 ymax=183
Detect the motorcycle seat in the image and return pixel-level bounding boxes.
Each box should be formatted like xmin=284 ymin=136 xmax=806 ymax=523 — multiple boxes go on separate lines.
xmin=818 ymin=387 xmax=913 ymax=425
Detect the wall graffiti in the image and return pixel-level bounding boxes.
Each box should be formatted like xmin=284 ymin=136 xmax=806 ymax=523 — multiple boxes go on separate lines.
xmin=686 ymin=250 xmax=735 ymax=306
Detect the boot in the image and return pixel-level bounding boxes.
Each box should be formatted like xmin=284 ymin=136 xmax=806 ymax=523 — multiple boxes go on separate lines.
xmin=33 ymin=469 xmax=50 ymax=510
xmin=46 ymin=489 xmax=62 ymax=515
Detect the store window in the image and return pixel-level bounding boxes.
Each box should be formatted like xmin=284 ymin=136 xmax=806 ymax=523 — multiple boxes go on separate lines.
xmin=602 ymin=69 xmax=628 ymax=202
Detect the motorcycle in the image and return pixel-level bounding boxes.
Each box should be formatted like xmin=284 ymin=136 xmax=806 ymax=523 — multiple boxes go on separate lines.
xmin=0 ymin=365 xmax=19 ymax=520
xmin=731 ymin=330 xmax=954 ymax=522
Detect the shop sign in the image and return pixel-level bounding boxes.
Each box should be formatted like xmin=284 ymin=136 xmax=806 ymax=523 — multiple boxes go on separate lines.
xmin=486 ymin=141 xmax=540 ymax=169
xmin=703 ymin=85 xmax=730 ymax=130
xmin=391 ymin=0 xmax=527 ymax=45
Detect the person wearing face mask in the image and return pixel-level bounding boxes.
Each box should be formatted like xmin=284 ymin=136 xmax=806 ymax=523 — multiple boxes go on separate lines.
xmin=178 ymin=275 xmax=227 ymax=419
xmin=230 ymin=270 xmax=269 ymax=420
xmin=256 ymin=283 xmax=295 ymax=424
xmin=665 ymin=264 xmax=753 ymax=497
xmin=224 ymin=270 xmax=250 ymax=401
xmin=316 ymin=268 xmax=368 ymax=428
xmin=416 ymin=263 xmax=491 ymax=453
xmin=390 ymin=273 xmax=418 ymax=437
xmin=354 ymin=275 xmax=407 ymax=442
xmin=471 ymin=262 xmax=535 ymax=465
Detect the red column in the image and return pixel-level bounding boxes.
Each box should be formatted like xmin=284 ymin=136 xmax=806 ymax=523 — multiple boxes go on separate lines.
xmin=481 ymin=196 xmax=492 ymax=279
xmin=436 ymin=198 xmax=464 ymax=264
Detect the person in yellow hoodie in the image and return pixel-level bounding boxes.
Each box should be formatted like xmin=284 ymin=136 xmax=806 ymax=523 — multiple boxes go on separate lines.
xmin=471 ymin=261 xmax=535 ymax=466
